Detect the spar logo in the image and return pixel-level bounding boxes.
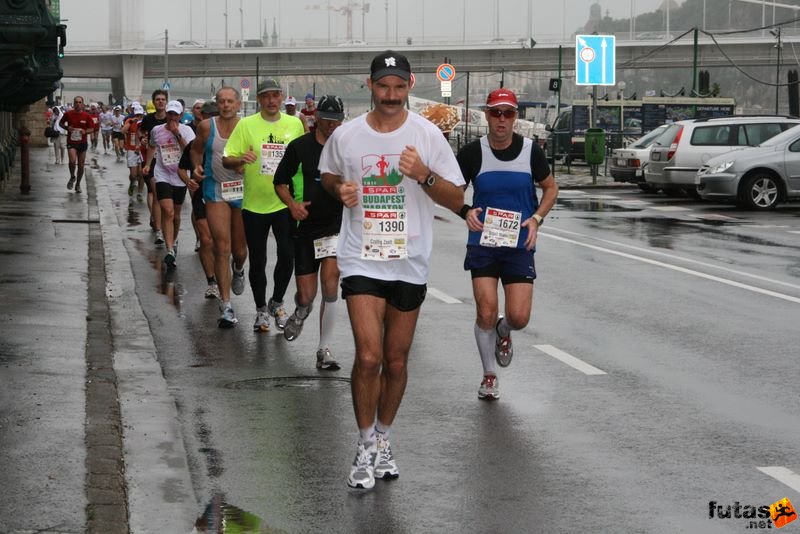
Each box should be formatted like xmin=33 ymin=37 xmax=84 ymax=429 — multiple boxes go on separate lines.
xmin=709 ymin=498 xmax=797 ymax=529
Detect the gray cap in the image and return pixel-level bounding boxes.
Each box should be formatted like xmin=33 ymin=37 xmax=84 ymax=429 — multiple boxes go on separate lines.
xmin=257 ymin=78 xmax=281 ymax=95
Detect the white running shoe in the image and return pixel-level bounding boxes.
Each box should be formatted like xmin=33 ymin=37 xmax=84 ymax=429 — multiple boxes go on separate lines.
xmin=374 ymin=433 xmax=399 ymax=480
xmin=347 ymin=441 xmax=378 ymax=490
xmin=205 ymin=283 xmax=220 ymax=300
xmin=478 ymin=374 xmax=500 ymax=401
xmin=253 ymin=309 xmax=270 ymax=333
xmin=268 ymin=298 xmax=289 ymax=330
xmin=218 ymin=305 xmax=238 ymax=328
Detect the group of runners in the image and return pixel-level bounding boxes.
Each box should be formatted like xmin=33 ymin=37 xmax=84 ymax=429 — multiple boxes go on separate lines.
xmin=59 ymin=49 xmax=558 ymax=491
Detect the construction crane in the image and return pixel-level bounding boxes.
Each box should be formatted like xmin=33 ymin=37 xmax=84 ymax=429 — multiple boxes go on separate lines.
xmin=306 ymin=1 xmax=370 ymax=42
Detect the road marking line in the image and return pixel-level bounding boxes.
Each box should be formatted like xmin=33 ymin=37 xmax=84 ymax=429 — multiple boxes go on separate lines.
xmin=757 ymin=467 xmax=800 ymax=493
xmin=427 ymin=287 xmax=462 ymax=304
xmin=534 ymin=344 xmax=607 ymax=375
xmin=544 ymin=227 xmax=800 ymax=292
xmin=688 ymin=213 xmax=739 ymax=221
xmin=541 ymin=232 xmax=800 ymax=304
xmin=788 ymin=230 xmax=800 ymax=235
xmin=651 ymin=205 xmax=691 ymax=211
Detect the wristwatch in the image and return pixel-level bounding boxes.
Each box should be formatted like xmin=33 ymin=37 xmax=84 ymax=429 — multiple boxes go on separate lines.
xmin=532 ymin=213 xmax=544 ymax=226
xmin=423 ymin=173 xmax=436 ymax=187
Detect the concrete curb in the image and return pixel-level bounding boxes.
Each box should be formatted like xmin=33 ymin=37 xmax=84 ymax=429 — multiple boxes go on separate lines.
xmin=93 ymin=169 xmax=197 ymax=532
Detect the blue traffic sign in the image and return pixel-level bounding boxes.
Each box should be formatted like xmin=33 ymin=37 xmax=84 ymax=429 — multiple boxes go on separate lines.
xmin=575 ymin=35 xmax=616 ymax=86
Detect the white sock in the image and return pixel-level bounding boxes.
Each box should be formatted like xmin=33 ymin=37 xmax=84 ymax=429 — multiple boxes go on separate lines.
xmin=475 ymin=323 xmax=497 ymax=376
xmin=318 ymin=296 xmax=338 ymax=350
xmin=374 ymin=421 xmax=391 ymax=439
xmin=359 ymin=426 xmax=376 ymax=445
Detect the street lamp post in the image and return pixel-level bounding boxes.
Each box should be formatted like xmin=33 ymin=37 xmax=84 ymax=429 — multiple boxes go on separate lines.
xmin=774 ymin=27 xmax=782 ymax=114
xmin=618 ymin=81 xmax=626 ymax=145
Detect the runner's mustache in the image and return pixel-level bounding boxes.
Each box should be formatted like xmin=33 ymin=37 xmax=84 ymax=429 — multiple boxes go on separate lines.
xmin=380 ymin=99 xmax=403 ymax=106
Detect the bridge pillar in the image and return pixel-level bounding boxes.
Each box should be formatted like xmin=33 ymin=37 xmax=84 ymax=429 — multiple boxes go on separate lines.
xmin=119 ymin=56 xmax=144 ymax=103
xmin=110 ymin=78 xmax=124 ymax=104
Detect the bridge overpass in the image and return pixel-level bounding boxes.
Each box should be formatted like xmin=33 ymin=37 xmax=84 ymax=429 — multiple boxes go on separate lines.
xmin=61 ymin=36 xmax=793 ymax=103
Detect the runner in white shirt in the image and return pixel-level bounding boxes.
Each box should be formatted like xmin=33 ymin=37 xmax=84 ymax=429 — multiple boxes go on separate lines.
xmin=142 ymin=100 xmax=196 ymax=270
xmin=99 ymin=105 xmax=113 ymax=154
xmin=320 ymin=50 xmax=465 ymax=491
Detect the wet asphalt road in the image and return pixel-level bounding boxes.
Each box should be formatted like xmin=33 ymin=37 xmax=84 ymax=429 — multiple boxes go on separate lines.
xmin=97 ymin=155 xmax=800 ymax=533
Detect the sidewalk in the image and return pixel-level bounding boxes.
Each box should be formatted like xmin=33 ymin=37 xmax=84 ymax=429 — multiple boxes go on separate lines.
xmin=552 ymin=163 xmax=634 ymax=189
xmin=0 ymin=146 xmax=195 ymax=534
xmin=0 ymin=147 xmax=90 ymax=533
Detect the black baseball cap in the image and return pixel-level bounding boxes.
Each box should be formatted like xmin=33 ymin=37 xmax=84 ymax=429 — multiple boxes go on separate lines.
xmin=317 ymin=95 xmax=345 ymax=121
xmin=370 ymin=50 xmax=411 ymax=81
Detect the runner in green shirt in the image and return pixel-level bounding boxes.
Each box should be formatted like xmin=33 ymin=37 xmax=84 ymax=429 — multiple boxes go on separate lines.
xmin=222 ymin=78 xmax=306 ymax=333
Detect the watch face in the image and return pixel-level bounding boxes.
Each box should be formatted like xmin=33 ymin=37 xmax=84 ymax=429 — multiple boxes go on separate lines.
xmin=426 ymin=175 xmax=436 ymax=186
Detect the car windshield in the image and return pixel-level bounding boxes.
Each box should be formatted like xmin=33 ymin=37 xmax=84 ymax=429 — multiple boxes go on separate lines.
xmin=630 ymin=125 xmax=668 ymax=149
xmin=757 ymin=123 xmax=800 ymax=147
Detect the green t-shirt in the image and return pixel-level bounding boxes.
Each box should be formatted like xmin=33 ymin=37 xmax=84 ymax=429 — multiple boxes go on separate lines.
xmin=223 ymin=112 xmax=305 ymax=214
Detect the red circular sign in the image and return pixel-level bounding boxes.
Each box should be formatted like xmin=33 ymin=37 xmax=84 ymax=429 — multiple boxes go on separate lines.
xmin=579 ymin=47 xmax=595 ymax=63
xmin=436 ymin=64 xmax=456 ymax=82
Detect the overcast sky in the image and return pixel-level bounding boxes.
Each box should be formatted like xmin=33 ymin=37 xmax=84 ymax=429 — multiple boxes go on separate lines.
xmin=62 ymin=0 xmax=666 ymax=47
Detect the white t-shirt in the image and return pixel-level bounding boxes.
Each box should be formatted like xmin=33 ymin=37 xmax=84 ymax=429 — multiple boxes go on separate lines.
xmin=100 ymin=111 xmax=114 ymax=130
xmin=151 ymin=123 xmax=196 ymax=187
xmin=318 ymin=112 xmax=464 ymax=284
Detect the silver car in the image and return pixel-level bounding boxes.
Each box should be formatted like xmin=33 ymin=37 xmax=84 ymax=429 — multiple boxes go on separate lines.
xmin=645 ymin=116 xmax=800 ymax=194
xmin=696 ymin=124 xmax=800 ymax=210
xmin=610 ymin=125 xmax=668 ymax=192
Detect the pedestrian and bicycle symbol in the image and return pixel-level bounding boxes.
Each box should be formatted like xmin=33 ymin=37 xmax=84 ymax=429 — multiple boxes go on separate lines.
xmin=575 ymin=34 xmax=616 ymax=86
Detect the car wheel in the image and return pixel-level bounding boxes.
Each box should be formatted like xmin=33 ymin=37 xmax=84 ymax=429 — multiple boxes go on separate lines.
xmin=737 ymin=173 xmax=780 ymax=210
xmin=637 ymin=183 xmax=659 ymax=193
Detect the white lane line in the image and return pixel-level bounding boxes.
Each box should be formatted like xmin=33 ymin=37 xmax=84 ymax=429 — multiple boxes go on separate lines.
xmin=585 ymin=194 xmax=621 ymax=200
xmin=534 ymin=344 xmax=607 ymax=375
xmin=788 ymin=230 xmax=800 ymax=235
xmin=542 ymin=232 xmax=800 ymax=304
xmin=651 ymin=205 xmax=691 ymax=211
xmin=427 ymin=287 xmax=462 ymax=304
xmin=757 ymin=467 xmax=800 ymax=493
xmin=688 ymin=213 xmax=739 ymax=221
xmin=543 ymin=227 xmax=800 ymax=292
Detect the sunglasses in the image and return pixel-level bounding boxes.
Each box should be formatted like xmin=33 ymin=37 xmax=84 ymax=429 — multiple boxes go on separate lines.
xmin=487 ymin=108 xmax=517 ymax=119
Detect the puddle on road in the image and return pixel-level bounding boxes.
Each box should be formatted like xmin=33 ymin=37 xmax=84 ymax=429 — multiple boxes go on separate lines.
xmin=557 ymin=197 xmax=642 ymax=212
xmin=127 ymin=203 xmax=141 ymax=227
xmin=131 ymin=236 xmax=185 ymax=314
xmin=225 ymin=375 xmax=351 ymax=391
xmin=194 ymin=494 xmax=282 ymax=533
